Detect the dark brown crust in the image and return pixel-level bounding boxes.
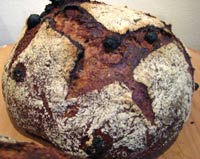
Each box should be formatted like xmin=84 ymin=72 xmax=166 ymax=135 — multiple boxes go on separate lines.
xmin=50 ymin=4 xmax=174 ymax=124
xmin=0 ymin=140 xmax=79 ymax=159
xmin=9 ymin=24 xmax=41 ymax=71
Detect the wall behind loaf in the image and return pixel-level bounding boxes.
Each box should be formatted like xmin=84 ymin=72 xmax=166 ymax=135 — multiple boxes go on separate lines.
xmin=0 ymin=0 xmax=199 ymax=50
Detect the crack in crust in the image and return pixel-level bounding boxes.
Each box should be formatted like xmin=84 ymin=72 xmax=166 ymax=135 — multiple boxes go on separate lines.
xmin=52 ymin=4 xmax=174 ymax=123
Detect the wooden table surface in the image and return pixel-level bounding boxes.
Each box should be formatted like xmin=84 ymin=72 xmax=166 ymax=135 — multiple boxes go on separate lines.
xmin=0 ymin=44 xmax=200 ymax=159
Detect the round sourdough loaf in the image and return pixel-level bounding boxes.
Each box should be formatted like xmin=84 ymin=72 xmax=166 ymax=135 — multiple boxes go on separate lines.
xmin=2 ymin=0 xmax=194 ymax=158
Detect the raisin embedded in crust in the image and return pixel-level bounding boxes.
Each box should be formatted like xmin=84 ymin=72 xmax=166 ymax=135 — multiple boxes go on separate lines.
xmin=144 ymin=31 xmax=158 ymax=44
xmin=45 ymin=4 xmax=55 ymax=13
xmin=195 ymin=82 xmax=199 ymax=91
xmin=85 ymin=136 xmax=106 ymax=158
xmin=12 ymin=63 xmax=26 ymax=82
xmin=27 ymin=14 xmax=41 ymax=29
xmin=103 ymin=35 xmax=121 ymax=52
xmin=50 ymin=0 xmax=65 ymax=6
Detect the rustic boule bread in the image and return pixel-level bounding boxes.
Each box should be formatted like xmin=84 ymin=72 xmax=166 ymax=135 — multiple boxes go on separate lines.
xmin=2 ymin=0 xmax=194 ymax=158
xmin=0 ymin=135 xmax=78 ymax=159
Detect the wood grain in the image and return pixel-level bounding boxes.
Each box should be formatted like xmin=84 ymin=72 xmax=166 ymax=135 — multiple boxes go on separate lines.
xmin=0 ymin=44 xmax=200 ymax=159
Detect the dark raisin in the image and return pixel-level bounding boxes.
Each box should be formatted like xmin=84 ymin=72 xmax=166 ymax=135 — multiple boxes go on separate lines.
xmin=45 ymin=4 xmax=54 ymax=13
xmin=93 ymin=137 xmax=105 ymax=154
xmin=103 ymin=36 xmax=121 ymax=52
xmin=50 ymin=0 xmax=64 ymax=6
xmin=86 ymin=136 xmax=106 ymax=157
xmin=195 ymin=83 xmax=199 ymax=91
xmin=27 ymin=14 xmax=41 ymax=29
xmin=12 ymin=63 xmax=26 ymax=82
xmin=144 ymin=31 xmax=158 ymax=44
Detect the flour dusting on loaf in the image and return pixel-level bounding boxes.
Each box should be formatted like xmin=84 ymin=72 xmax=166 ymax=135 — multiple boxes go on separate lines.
xmin=134 ymin=42 xmax=192 ymax=123
xmin=81 ymin=2 xmax=167 ymax=34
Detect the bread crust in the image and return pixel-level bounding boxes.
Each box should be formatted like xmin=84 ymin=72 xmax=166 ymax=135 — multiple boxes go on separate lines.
xmin=2 ymin=1 xmax=194 ymax=159
xmin=0 ymin=135 xmax=78 ymax=159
